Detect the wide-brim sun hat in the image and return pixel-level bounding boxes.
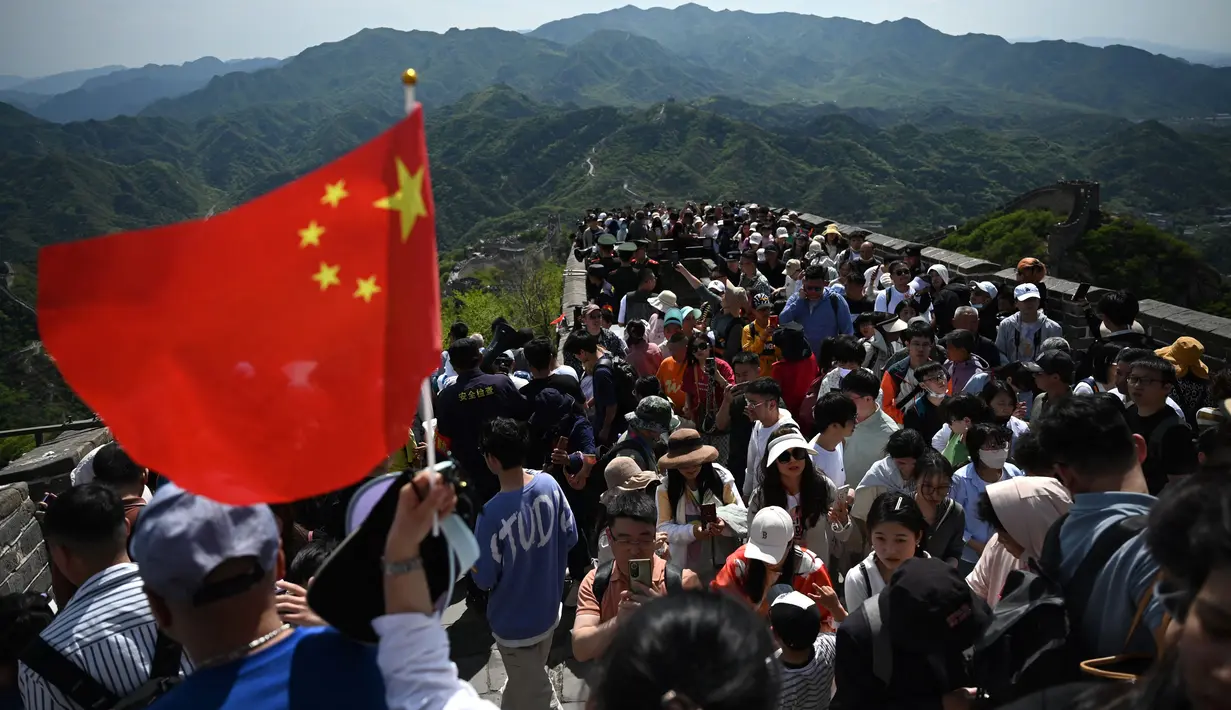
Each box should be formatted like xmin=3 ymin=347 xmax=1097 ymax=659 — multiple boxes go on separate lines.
xmin=658 ymin=428 xmax=719 ymax=470
xmin=765 ymin=432 xmax=820 ymax=468
xmin=649 ymin=290 xmax=678 ymax=312
xmin=600 ymin=457 xmax=661 ymax=505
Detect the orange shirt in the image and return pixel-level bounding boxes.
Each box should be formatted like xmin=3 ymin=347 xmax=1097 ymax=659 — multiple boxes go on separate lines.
xmin=576 ymin=556 xmax=698 ymax=623
xmin=657 ymin=356 xmax=687 ymax=411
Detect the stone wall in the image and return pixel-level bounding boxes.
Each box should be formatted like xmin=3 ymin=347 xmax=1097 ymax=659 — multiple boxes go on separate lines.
xmin=0 ymin=483 xmax=50 ymax=595
xmin=0 ymin=428 xmax=113 ymax=501
xmin=821 ymin=217 xmax=1231 ymax=367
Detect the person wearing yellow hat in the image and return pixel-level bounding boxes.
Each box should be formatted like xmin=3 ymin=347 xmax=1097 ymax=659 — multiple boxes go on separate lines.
xmin=1157 ymin=336 xmax=1211 ymax=426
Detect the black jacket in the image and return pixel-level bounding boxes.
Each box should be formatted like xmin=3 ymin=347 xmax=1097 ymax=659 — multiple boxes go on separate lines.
xmin=832 ymin=600 xmax=973 ymax=710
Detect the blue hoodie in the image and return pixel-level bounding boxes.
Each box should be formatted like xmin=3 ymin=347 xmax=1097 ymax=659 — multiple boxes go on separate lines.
xmin=473 ymin=471 xmax=578 ymax=645
xmin=779 ymin=287 xmax=854 ymax=353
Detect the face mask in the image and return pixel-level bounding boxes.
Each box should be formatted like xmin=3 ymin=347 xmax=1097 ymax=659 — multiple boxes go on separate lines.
xmin=972 ymin=303 xmax=984 ymax=310
xmin=837 ymin=367 xmax=853 ymax=379
xmin=979 ymin=448 xmax=1010 ymax=470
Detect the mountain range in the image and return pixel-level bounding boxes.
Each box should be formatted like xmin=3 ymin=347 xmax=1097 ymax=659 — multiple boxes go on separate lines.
xmin=3 ymin=82 xmax=1229 ymax=263
xmin=0 ymin=57 xmax=281 ymax=122
xmin=4 ymin=4 xmax=1230 ymax=127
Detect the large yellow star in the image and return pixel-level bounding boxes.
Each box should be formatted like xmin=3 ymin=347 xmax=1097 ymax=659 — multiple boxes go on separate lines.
xmin=353 ymin=276 xmax=382 ymax=303
xmin=298 ymin=220 xmax=325 ymax=248
xmin=321 ymin=180 xmax=349 ymax=208
xmin=373 ymin=158 xmax=428 ymax=243
xmin=312 ymin=262 xmax=341 ymax=291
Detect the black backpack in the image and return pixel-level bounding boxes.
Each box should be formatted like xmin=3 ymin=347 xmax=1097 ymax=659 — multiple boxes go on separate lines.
xmin=22 ymin=630 xmax=183 ymax=710
xmin=592 ymin=560 xmax=684 ymax=607
xmin=970 ymin=513 xmax=1150 ymax=704
xmin=597 ymin=354 xmax=639 ymax=417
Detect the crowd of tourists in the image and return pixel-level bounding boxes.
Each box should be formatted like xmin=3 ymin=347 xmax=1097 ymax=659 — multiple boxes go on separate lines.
xmin=2 ymin=200 xmax=1230 ymax=710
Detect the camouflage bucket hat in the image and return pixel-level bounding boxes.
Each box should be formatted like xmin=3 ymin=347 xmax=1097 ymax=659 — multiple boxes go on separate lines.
xmin=625 ymin=396 xmax=676 ymax=434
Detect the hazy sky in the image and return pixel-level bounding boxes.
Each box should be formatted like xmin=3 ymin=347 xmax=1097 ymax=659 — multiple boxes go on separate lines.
xmin=3 ymin=0 xmax=1229 ymax=76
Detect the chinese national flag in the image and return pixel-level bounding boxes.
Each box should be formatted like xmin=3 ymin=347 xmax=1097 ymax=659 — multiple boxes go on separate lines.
xmin=38 ymin=106 xmax=441 ymax=505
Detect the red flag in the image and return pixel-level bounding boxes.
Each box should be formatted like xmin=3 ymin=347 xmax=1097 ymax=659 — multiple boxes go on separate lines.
xmin=38 ymin=107 xmax=441 ymax=504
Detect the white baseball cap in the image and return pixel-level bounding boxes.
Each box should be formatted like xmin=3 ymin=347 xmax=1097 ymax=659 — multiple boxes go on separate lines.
xmin=1014 ymin=283 xmax=1041 ymax=301
xmin=749 ymin=232 xmax=763 ymax=246
xmin=746 ymin=506 xmax=794 ymax=564
xmin=974 ymin=281 xmax=998 ymax=300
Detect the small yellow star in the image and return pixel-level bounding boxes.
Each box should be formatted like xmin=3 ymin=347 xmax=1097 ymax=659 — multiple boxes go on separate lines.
xmin=321 ymin=180 xmax=349 ymax=208
xmin=312 ymin=262 xmax=341 ymax=291
xmin=298 ymin=220 xmax=325 ymax=248
xmin=373 ymin=158 xmax=428 ymax=242
xmin=353 ymin=276 xmax=382 ymax=303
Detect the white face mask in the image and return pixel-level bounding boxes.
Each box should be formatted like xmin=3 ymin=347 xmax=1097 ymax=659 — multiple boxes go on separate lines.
xmin=837 ymin=367 xmax=853 ymax=379
xmin=979 ymin=448 xmax=1010 ymax=470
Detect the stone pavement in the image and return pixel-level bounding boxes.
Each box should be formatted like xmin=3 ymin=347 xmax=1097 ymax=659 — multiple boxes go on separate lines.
xmin=443 ymin=595 xmax=592 ymax=709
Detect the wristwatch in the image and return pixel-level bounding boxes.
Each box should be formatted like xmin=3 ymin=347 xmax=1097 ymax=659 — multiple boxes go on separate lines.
xmin=382 ymin=555 xmax=424 ymax=576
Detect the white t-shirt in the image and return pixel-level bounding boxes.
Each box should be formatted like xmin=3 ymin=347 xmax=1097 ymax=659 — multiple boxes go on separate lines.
xmin=874 ymin=286 xmax=913 ymax=314
xmin=1017 ymin=321 xmax=1043 ymax=361
xmin=812 ymin=442 xmax=846 ymax=488
xmin=843 ymin=551 xmax=889 ymax=614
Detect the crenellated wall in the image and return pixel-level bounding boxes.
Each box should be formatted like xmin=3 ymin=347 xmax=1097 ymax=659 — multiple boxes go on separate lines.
xmin=0 ymin=483 xmax=51 ymax=595
xmin=803 ymin=213 xmax=1231 ymax=368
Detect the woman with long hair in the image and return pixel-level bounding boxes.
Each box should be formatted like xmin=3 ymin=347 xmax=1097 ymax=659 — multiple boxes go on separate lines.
xmin=843 ymin=491 xmax=929 ymax=612
xmin=713 ymin=506 xmax=846 ymax=625
xmin=656 ymin=429 xmax=745 ymax=583
xmin=746 ymin=427 xmax=849 ymax=568
xmin=980 ymin=378 xmax=1031 ymax=452
xmin=681 ymin=334 xmax=735 ymax=440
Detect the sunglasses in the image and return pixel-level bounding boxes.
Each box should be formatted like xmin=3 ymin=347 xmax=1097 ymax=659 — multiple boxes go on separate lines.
xmin=777 ymin=449 xmax=809 ymax=463
xmin=893 ymin=270 xmax=911 ymax=276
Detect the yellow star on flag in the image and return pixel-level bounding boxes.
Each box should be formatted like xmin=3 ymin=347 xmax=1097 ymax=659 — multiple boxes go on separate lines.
xmin=321 ymin=180 xmax=349 ymax=208
xmin=312 ymin=262 xmax=341 ymax=291
xmin=298 ymin=221 xmax=325 ymax=248
xmin=353 ymin=276 xmax=382 ymax=303
xmin=373 ymin=158 xmax=428 ymax=243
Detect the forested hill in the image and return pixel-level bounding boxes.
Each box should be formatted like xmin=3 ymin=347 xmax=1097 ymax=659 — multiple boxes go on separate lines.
xmin=3 ymin=87 xmax=1230 ymax=270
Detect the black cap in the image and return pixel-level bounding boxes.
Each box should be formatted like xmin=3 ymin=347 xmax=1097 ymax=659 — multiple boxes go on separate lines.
xmin=586 ymin=263 xmax=607 ymax=276
xmin=903 ymin=245 xmax=922 ymax=257
xmin=724 ymin=251 xmax=741 ymax=262
xmin=1021 ymin=349 xmax=1075 ymax=379
xmin=885 ymin=557 xmax=990 ymax=654
xmin=752 ymin=292 xmax=772 ymax=310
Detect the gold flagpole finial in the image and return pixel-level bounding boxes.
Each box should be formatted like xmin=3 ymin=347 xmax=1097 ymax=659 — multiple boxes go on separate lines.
xmin=402 ymin=69 xmax=418 ymax=116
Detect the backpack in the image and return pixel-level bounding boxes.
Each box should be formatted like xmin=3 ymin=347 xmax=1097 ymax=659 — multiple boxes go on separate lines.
xmin=1146 ymin=411 xmax=1189 ymax=464
xmin=863 ymin=594 xmax=895 ymax=685
xmin=21 ymin=630 xmax=183 ymax=710
xmin=597 ymin=354 xmax=639 ymax=417
xmin=592 ymin=560 xmax=683 ymax=607
xmin=970 ymin=513 xmax=1151 ymax=704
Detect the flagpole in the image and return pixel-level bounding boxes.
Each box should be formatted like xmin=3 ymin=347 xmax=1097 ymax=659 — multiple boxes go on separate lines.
xmin=405 ymin=67 xmax=442 ymax=535
xmin=402 ymin=68 xmax=417 ymax=116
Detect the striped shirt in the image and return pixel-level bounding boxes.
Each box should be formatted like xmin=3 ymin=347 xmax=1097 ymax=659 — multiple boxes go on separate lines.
xmin=776 ymin=632 xmax=836 ymax=710
xmin=18 ymin=563 xmax=193 ymax=710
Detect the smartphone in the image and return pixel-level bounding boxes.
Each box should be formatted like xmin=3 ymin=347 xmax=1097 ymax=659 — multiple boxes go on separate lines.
xmin=555 ymin=436 xmax=569 ymax=453
xmin=629 ymin=558 xmax=654 ymax=589
xmin=769 ymin=315 xmax=779 ymax=328
xmin=836 ymin=484 xmax=851 ymax=502
xmin=700 ymin=503 xmax=718 ymax=524
xmin=572 ymin=305 xmax=583 ymax=328
xmin=728 ymin=382 xmax=748 ymax=396
xmin=1072 ymin=283 xmax=1091 ymax=301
